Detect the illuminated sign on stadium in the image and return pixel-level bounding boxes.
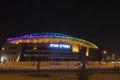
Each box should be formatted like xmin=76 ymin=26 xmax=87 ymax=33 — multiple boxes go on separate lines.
xmin=50 ymin=44 xmax=71 ymax=48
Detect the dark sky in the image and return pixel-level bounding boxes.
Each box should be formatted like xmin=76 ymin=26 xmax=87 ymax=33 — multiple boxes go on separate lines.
xmin=0 ymin=0 xmax=120 ymax=54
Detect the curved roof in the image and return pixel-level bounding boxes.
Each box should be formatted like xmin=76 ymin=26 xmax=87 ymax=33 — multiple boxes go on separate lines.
xmin=7 ymin=32 xmax=98 ymax=49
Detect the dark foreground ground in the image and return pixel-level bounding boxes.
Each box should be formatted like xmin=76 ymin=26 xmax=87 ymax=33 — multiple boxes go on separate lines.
xmin=0 ymin=68 xmax=120 ymax=80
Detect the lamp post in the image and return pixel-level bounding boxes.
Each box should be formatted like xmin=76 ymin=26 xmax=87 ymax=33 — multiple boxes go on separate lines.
xmin=79 ymin=47 xmax=89 ymax=80
xmin=33 ymin=46 xmax=40 ymax=76
xmin=102 ymin=50 xmax=107 ymax=61
xmin=1 ymin=47 xmax=6 ymax=63
xmin=111 ymin=54 xmax=119 ymax=70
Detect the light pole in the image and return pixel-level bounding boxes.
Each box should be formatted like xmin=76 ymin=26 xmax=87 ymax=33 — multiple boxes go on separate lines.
xmin=102 ymin=50 xmax=107 ymax=62
xmin=1 ymin=47 xmax=6 ymax=63
xmin=33 ymin=46 xmax=40 ymax=76
xmin=112 ymin=54 xmax=119 ymax=70
xmin=79 ymin=47 xmax=89 ymax=80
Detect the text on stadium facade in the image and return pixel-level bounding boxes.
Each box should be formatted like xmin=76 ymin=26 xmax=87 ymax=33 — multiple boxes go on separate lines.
xmin=50 ymin=44 xmax=71 ymax=48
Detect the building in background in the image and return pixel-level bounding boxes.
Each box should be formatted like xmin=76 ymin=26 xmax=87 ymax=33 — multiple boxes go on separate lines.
xmin=1 ymin=32 xmax=99 ymax=63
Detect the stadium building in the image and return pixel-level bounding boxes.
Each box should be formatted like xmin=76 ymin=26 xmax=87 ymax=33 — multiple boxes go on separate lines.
xmin=1 ymin=32 xmax=99 ymax=63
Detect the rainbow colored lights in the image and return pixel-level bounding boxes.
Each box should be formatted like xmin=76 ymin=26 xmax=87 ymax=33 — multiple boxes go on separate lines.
xmin=7 ymin=32 xmax=98 ymax=49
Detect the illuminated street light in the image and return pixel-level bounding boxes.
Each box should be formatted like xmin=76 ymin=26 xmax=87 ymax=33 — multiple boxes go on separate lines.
xmin=102 ymin=50 xmax=107 ymax=61
xmin=2 ymin=47 xmax=5 ymax=51
xmin=34 ymin=47 xmax=37 ymax=50
xmin=0 ymin=47 xmax=7 ymax=63
xmin=103 ymin=50 xmax=107 ymax=54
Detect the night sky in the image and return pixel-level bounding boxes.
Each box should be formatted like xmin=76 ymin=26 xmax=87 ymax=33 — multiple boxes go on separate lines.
xmin=0 ymin=0 xmax=120 ymax=54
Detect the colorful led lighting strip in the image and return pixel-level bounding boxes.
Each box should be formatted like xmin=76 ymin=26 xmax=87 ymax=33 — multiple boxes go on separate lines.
xmin=7 ymin=32 xmax=98 ymax=49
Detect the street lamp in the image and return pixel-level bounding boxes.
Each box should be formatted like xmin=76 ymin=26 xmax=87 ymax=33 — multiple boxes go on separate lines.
xmin=79 ymin=47 xmax=89 ymax=80
xmin=2 ymin=47 xmax=5 ymax=51
xmin=1 ymin=47 xmax=6 ymax=63
xmin=102 ymin=50 xmax=107 ymax=61
xmin=103 ymin=50 xmax=107 ymax=54
xmin=33 ymin=47 xmax=37 ymax=50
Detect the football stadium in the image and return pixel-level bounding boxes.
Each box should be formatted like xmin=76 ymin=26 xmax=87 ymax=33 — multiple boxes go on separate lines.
xmin=1 ymin=32 xmax=99 ymax=63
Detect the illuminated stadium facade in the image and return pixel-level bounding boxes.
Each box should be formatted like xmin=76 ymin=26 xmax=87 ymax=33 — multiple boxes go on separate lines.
xmin=1 ymin=32 xmax=99 ymax=62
